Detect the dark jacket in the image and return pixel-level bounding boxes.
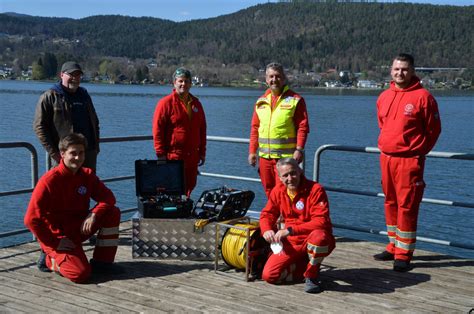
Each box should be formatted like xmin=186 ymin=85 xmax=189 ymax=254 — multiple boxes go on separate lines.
xmin=33 ymin=83 xmax=100 ymax=160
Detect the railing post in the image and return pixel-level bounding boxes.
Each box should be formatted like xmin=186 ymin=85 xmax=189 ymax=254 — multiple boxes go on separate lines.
xmin=313 ymin=144 xmax=335 ymax=182
xmin=31 ymin=146 xmax=38 ymax=188
xmin=46 ymin=152 xmax=52 ymax=172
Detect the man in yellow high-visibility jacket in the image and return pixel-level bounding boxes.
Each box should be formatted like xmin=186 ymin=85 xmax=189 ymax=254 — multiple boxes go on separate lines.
xmin=248 ymin=62 xmax=309 ymax=197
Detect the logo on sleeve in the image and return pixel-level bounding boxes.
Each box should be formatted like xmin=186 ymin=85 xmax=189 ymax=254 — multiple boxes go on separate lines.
xmin=77 ymin=186 xmax=87 ymax=195
xmin=193 ymin=107 xmax=199 ymax=112
xmin=296 ymin=200 xmax=305 ymax=210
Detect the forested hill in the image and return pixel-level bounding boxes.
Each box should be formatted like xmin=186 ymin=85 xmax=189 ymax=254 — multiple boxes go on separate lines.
xmin=1 ymin=2 xmax=473 ymax=72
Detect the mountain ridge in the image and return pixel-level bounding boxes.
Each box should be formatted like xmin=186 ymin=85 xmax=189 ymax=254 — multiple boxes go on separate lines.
xmin=1 ymin=2 xmax=472 ymax=83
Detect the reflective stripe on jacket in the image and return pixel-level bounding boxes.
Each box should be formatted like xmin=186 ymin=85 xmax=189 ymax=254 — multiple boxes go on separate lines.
xmin=256 ymin=85 xmax=299 ymax=159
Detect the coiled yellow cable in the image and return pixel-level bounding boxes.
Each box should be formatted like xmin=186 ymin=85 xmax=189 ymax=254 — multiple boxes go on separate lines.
xmin=194 ymin=219 xmax=211 ymax=230
xmin=221 ymin=223 xmax=260 ymax=269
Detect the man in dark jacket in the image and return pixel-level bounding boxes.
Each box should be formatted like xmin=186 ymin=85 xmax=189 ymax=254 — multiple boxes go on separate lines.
xmin=33 ymin=61 xmax=100 ymax=171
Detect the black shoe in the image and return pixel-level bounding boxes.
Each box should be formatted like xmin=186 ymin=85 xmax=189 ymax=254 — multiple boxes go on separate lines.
xmin=373 ymin=251 xmax=394 ymax=261
xmin=304 ymin=277 xmax=322 ymax=294
xmin=37 ymin=250 xmax=52 ymax=272
xmin=393 ymin=259 xmax=411 ymax=272
xmin=90 ymin=259 xmax=125 ymax=275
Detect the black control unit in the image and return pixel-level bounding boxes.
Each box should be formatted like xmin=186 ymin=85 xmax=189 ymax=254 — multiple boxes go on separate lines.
xmin=193 ymin=186 xmax=255 ymax=221
xmin=135 ymin=159 xmax=193 ymax=218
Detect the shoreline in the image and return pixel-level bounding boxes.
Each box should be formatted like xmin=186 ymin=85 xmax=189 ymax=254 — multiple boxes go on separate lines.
xmin=2 ymin=77 xmax=472 ymax=92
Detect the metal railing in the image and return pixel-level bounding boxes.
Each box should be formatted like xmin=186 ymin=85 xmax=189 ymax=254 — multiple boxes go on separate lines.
xmin=1 ymin=137 xmax=473 ymax=251
xmin=0 ymin=135 xmax=254 ymax=239
xmin=0 ymin=142 xmax=38 ymax=197
xmin=312 ymin=144 xmax=474 ymax=250
xmin=98 ymin=135 xmax=258 ymax=184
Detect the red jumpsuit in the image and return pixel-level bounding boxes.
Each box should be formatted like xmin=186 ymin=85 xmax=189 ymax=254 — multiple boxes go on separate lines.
xmin=152 ymin=89 xmax=207 ymax=197
xmin=24 ymin=160 xmax=121 ymax=283
xmin=259 ymin=176 xmax=335 ymax=283
xmin=377 ymin=77 xmax=441 ymax=261
xmin=249 ymin=87 xmax=309 ymax=197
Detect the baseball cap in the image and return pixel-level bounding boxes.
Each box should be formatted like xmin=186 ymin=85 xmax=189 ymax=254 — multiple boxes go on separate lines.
xmin=173 ymin=67 xmax=191 ymax=80
xmin=61 ymin=61 xmax=83 ymax=74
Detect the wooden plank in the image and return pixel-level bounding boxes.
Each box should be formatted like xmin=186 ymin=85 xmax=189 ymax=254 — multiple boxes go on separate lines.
xmin=171 ymin=262 xmax=397 ymax=313
xmin=126 ymin=259 xmax=384 ymax=312
xmin=0 ymin=270 xmax=167 ymax=313
xmin=0 ymin=282 xmax=94 ymax=312
xmin=1 ymin=224 xmax=473 ymax=314
xmin=0 ymin=254 xmax=214 ymax=312
xmin=331 ymin=245 xmax=474 ymax=286
xmin=0 ymin=251 xmax=466 ymax=312
xmin=0 ymin=293 xmax=39 ymax=313
xmin=101 ymin=270 xmax=286 ymax=312
xmin=322 ymin=252 xmax=473 ymax=311
xmin=8 ymin=259 xmax=245 ymax=312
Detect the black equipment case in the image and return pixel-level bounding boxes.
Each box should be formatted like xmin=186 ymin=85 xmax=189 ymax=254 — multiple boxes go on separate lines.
xmin=193 ymin=186 xmax=255 ymax=222
xmin=135 ymin=159 xmax=193 ymax=218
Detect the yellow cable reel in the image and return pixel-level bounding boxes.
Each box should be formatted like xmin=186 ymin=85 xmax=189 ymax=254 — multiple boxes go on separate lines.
xmin=221 ymin=222 xmax=261 ymax=270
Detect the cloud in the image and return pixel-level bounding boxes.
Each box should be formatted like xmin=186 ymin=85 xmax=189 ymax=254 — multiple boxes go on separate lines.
xmin=179 ymin=11 xmax=190 ymax=16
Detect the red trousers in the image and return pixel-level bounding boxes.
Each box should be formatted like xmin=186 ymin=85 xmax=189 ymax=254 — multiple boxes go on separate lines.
xmin=42 ymin=205 xmax=121 ymax=283
xmin=262 ymin=229 xmax=335 ymax=283
xmin=258 ymin=157 xmax=281 ymax=198
xmin=380 ymin=154 xmax=425 ymax=261
xmin=184 ymin=158 xmax=198 ymax=197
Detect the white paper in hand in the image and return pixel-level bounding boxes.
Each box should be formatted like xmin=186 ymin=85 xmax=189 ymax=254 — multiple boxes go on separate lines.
xmin=270 ymin=242 xmax=283 ymax=254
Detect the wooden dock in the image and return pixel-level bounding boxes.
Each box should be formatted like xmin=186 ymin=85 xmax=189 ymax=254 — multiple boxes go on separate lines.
xmin=1 ymin=221 xmax=473 ymax=313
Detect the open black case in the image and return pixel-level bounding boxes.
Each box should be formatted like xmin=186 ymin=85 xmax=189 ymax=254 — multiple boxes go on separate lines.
xmin=135 ymin=159 xmax=193 ymax=218
xmin=193 ymin=186 xmax=255 ymax=222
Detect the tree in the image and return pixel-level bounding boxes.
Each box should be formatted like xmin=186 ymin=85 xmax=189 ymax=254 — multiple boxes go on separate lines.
xmin=135 ymin=68 xmax=144 ymax=82
xmin=2 ymin=3 xmax=473 ymax=85
xmin=99 ymin=59 xmax=110 ymax=76
xmin=42 ymin=52 xmax=58 ymax=78
xmin=32 ymin=58 xmax=46 ymax=80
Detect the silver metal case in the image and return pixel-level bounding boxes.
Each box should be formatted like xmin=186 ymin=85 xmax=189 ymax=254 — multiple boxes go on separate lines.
xmin=132 ymin=218 xmax=216 ymax=260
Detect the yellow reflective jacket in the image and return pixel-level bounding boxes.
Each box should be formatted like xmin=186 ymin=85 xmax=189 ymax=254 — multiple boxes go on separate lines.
xmin=255 ymin=85 xmax=301 ymax=158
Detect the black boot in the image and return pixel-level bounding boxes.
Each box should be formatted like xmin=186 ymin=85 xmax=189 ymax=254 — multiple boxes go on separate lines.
xmin=304 ymin=277 xmax=323 ymax=294
xmin=393 ymin=259 xmax=411 ymax=272
xmin=37 ymin=250 xmax=52 ymax=272
xmin=373 ymin=251 xmax=394 ymax=261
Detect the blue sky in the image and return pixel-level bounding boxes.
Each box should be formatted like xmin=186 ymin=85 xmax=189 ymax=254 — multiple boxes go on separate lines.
xmin=1 ymin=0 xmax=473 ymax=22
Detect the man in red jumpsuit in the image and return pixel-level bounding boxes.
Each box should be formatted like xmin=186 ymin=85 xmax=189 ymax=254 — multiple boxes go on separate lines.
xmin=259 ymin=158 xmax=335 ymax=293
xmin=24 ymin=133 xmax=122 ymax=283
xmin=374 ymin=53 xmax=441 ymax=272
xmin=152 ymin=67 xmax=207 ymax=197
xmin=248 ymin=62 xmax=309 ymax=198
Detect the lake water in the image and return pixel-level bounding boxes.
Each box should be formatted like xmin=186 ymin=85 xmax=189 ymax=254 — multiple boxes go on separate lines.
xmin=1 ymin=80 xmax=473 ymax=258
